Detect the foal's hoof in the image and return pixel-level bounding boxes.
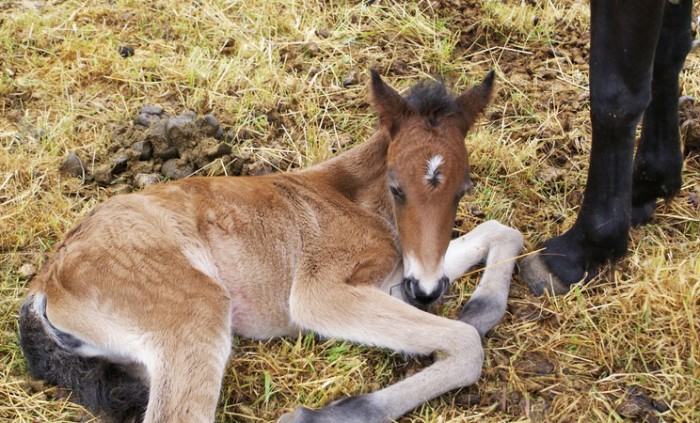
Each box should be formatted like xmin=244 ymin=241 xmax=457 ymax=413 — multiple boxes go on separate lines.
xmin=518 ymin=253 xmax=571 ymax=296
xmin=279 ymin=407 xmax=315 ymax=423
xmin=278 ymin=396 xmax=383 ymax=423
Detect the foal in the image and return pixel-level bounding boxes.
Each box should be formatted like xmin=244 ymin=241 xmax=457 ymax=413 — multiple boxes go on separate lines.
xmin=19 ymin=71 xmax=523 ymax=423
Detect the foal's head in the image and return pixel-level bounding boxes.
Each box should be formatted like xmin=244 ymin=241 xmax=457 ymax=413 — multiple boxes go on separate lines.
xmin=370 ymin=69 xmax=495 ymax=307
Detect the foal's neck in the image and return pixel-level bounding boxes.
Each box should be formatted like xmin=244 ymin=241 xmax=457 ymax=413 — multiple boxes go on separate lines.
xmin=306 ymin=129 xmax=394 ymax=225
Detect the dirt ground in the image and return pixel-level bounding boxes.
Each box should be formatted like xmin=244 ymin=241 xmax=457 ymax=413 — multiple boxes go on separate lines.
xmin=1 ymin=0 xmax=699 ymax=422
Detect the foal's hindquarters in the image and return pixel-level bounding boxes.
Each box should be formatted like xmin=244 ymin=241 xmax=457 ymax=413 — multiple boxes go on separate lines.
xmin=21 ymin=182 xmax=238 ymax=422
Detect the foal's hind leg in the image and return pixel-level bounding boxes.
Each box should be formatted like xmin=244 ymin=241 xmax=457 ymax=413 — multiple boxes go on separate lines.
xmin=47 ymin=259 xmax=232 ymax=423
xmin=281 ymin=279 xmax=484 ymax=423
xmin=144 ymin=328 xmax=231 ymax=423
xmin=138 ymin=270 xmax=232 ymax=423
xmin=142 ymin=303 xmax=232 ymax=422
xmin=632 ymin=0 xmax=693 ymax=225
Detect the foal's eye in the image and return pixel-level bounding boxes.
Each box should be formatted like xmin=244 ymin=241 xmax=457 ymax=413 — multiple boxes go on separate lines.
xmin=390 ymin=185 xmax=406 ymax=201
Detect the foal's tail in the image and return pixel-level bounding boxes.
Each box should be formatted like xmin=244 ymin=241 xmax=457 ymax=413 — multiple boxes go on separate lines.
xmin=18 ymin=293 xmax=148 ymax=423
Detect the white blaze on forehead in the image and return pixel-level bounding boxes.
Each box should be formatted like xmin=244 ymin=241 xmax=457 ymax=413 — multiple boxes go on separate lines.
xmin=424 ymin=155 xmax=445 ymax=185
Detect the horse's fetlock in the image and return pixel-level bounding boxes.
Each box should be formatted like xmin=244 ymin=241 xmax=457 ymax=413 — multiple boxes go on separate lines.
xmin=578 ymin=209 xmax=628 ymax=247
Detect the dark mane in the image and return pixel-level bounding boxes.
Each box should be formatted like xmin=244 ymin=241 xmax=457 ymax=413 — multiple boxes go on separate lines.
xmin=405 ymin=80 xmax=458 ymax=126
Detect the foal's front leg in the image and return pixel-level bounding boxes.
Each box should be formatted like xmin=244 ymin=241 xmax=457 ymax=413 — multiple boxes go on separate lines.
xmin=444 ymin=220 xmax=524 ymax=336
xmin=281 ymin=278 xmax=485 ymax=423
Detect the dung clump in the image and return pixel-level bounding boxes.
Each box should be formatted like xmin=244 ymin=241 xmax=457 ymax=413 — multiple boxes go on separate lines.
xmin=62 ymin=105 xmax=296 ymax=191
xmin=59 ymin=152 xmax=86 ymax=179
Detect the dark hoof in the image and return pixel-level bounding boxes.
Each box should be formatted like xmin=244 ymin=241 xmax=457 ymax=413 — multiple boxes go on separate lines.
xmin=279 ymin=407 xmax=316 ymax=423
xmin=518 ymin=254 xmax=573 ymax=296
xmin=278 ymin=396 xmax=383 ymax=423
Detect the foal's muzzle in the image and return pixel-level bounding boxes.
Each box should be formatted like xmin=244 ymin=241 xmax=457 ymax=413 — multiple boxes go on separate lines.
xmin=403 ymin=276 xmax=449 ymax=308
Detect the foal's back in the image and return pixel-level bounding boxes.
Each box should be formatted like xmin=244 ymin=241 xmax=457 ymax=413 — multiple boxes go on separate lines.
xmin=37 ymin=172 xmax=398 ymax=340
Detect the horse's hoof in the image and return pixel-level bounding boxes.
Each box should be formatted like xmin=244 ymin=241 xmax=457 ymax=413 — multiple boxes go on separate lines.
xmin=518 ymin=253 xmax=571 ymax=296
xmin=631 ymin=199 xmax=657 ymax=226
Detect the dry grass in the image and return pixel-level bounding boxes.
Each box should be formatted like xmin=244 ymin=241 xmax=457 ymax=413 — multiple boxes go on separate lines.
xmin=1 ymin=0 xmax=699 ymax=421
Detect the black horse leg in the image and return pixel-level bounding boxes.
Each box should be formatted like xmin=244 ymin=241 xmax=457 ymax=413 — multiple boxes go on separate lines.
xmin=521 ymin=0 xmax=666 ymax=294
xmin=632 ymin=0 xmax=693 ymax=225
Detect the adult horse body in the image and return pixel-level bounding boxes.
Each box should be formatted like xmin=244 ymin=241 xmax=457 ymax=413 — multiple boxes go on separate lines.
xmin=522 ymin=0 xmax=695 ymax=293
xmin=19 ymin=71 xmax=523 ymax=422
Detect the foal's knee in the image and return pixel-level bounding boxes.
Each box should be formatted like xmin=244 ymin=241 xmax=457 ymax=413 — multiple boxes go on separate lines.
xmin=500 ymin=224 xmax=524 ymax=252
xmin=483 ymin=220 xmax=524 ymax=251
xmin=444 ymin=323 xmax=484 ymax=387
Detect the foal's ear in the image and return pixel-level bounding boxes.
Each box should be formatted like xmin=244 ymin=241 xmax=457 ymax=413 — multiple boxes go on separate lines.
xmin=369 ymin=69 xmax=408 ymax=130
xmin=455 ymin=70 xmax=496 ymax=131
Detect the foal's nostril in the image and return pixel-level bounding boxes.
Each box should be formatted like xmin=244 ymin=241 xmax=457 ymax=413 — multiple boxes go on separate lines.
xmin=402 ymin=277 xmax=418 ymax=299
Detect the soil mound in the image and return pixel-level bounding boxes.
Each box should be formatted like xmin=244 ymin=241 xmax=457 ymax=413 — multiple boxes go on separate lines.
xmin=60 ymin=106 xmax=290 ymax=189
